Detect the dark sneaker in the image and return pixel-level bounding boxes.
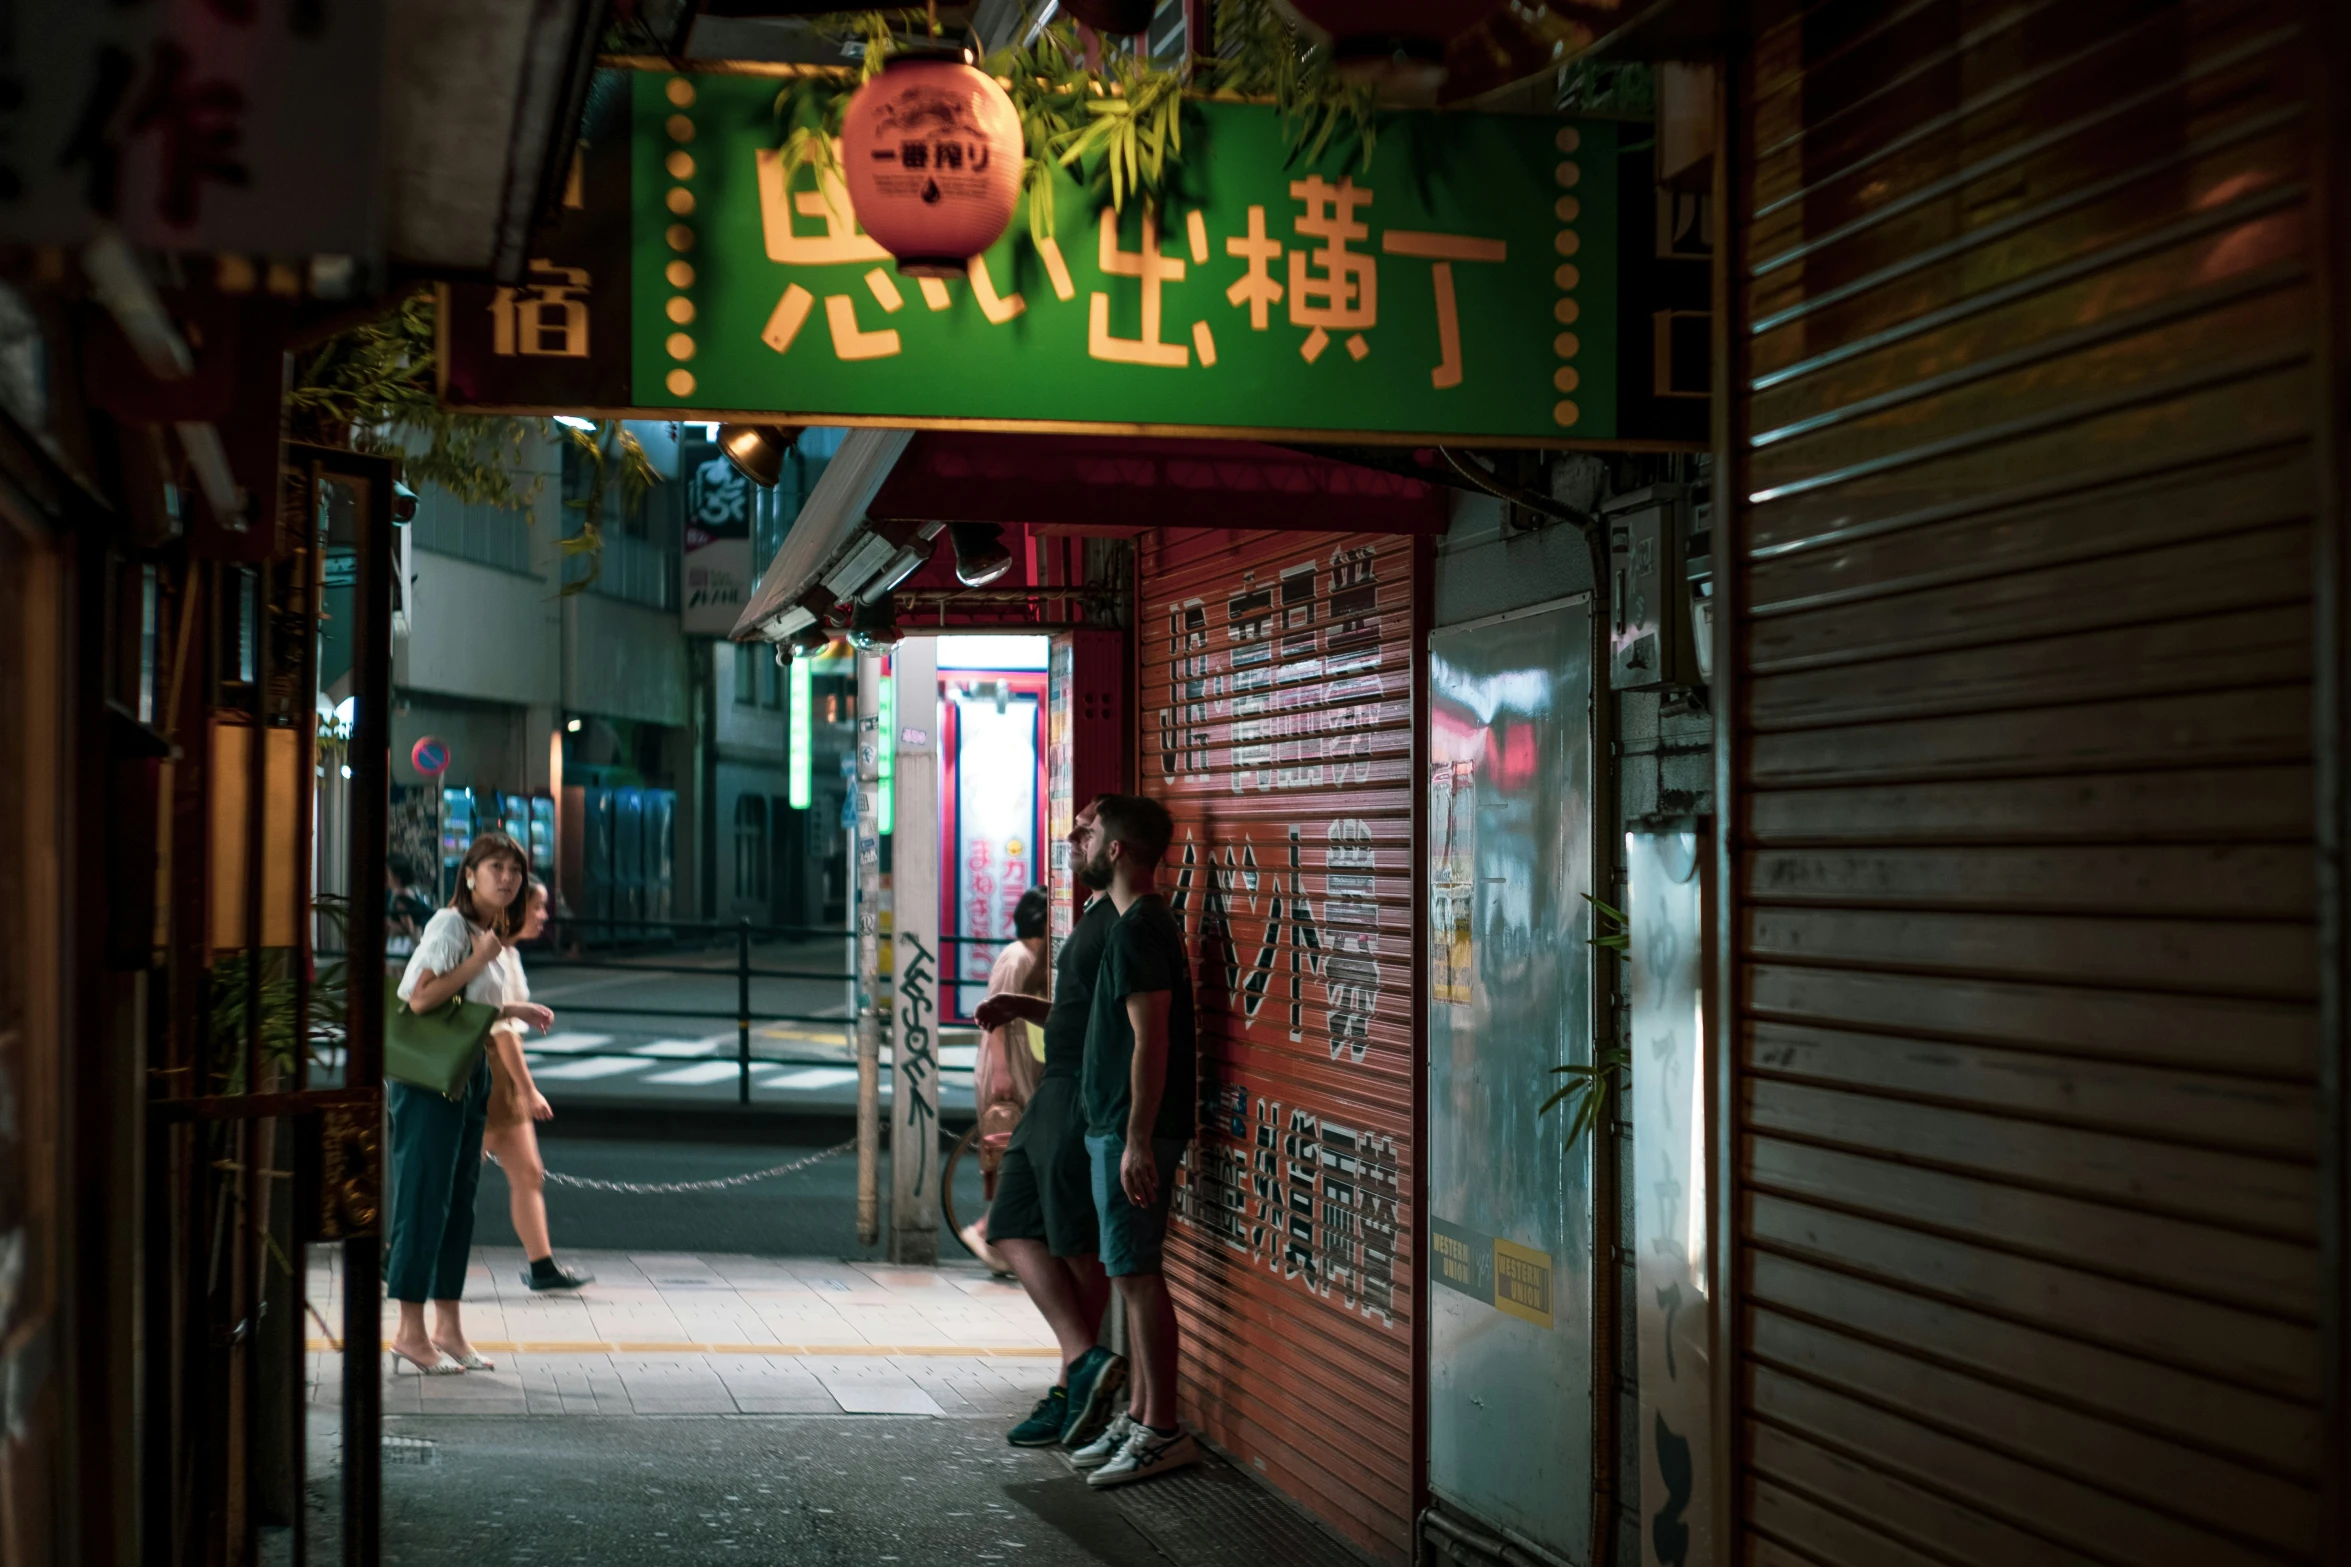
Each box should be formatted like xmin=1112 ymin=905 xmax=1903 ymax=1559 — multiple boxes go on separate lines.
xmin=1088 ymin=1424 xmax=1201 ymax=1488
xmin=1059 ymin=1346 xmax=1128 ymax=1448
xmin=1008 ymin=1387 xmax=1069 ymax=1448
xmin=520 ymin=1263 xmax=594 ymax=1291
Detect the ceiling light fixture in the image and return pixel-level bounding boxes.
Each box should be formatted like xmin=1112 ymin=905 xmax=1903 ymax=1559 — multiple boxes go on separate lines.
xmin=717 ymin=423 xmax=804 ymax=488
xmin=947 ymin=522 xmax=1014 ymax=586
xmin=552 ymin=414 xmax=598 ymax=431
xmin=847 ymin=596 xmax=903 ymax=651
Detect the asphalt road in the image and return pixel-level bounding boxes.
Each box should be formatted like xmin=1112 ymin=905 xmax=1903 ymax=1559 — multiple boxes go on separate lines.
xmin=470 ymin=1134 xmax=994 ymax=1264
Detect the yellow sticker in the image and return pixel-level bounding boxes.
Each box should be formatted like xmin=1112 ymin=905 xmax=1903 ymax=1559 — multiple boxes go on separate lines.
xmin=1493 ymin=1238 xmax=1554 ymax=1330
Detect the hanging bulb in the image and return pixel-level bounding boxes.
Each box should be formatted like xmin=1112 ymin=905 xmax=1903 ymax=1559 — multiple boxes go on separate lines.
xmin=717 ymin=423 xmax=804 ymax=488
xmin=947 ymin=522 xmax=1014 ymax=586
xmin=847 ymin=597 xmax=902 ymax=651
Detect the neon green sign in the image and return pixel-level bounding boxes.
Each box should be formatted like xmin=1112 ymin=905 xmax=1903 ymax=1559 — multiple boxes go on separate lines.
xmin=876 ymin=663 xmax=895 ymax=837
xmin=788 ymin=654 xmax=812 ymax=810
xmin=633 ymin=72 xmax=1621 ymax=444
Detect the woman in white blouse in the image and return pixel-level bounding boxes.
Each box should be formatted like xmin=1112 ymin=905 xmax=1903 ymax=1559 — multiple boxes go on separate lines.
xmin=388 ymin=831 xmax=540 ymax=1374
xmin=482 ymin=878 xmax=592 ymax=1291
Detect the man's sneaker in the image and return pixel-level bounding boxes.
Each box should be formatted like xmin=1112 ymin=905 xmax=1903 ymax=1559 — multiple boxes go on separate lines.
xmin=1087 ymin=1423 xmax=1201 ymax=1488
xmin=1059 ymin=1347 xmax=1128 ymax=1448
xmin=1008 ymin=1387 xmax=1069 ymax=1448
xmin=1070 ymin=1410 xmax=1136 ymax=1470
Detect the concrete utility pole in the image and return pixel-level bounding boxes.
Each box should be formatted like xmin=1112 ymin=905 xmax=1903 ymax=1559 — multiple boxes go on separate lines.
xmin=888 ymin=637 xmax=940 ymax=1265
xmin=853 ymin=652 xmax=883 ymax=1248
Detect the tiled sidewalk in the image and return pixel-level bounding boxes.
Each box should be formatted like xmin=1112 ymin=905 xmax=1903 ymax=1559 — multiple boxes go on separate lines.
xmin=306 ymin=1248 xmax=1059 ymax=1419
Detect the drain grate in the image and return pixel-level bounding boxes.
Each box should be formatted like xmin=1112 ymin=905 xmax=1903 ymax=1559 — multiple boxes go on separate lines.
xmin=1103 ymin=1452 xmax=1369 ymax=1567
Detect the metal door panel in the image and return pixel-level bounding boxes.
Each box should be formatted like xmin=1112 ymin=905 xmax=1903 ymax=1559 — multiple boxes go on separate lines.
xmin=1426 ymin=598 xmax=1593 ymax=1560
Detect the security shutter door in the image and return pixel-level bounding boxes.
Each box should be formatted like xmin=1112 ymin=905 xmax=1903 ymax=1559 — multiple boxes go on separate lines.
xmin=1140 ymin=525 xmax=1421 ymax=1563
xmin=1725 ymin=2 xmax=2325 ymax=1562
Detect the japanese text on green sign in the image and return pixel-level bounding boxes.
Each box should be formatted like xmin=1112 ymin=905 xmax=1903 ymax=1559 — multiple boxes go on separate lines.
xmin=634 ymin=72 xmax=1617 ymax=444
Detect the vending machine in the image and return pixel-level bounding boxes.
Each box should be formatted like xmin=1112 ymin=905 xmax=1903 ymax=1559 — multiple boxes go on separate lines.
xmin=439 ymin=787 xmax=478 ymax=900
xmin=614 ymin=787 xmax=646 ymax=929
xmin=528 ymin=795 xmax=557 ymax=885
xmin=937 ymin=646 xmax=1050 ymax=1025
xmin=643 ymin=789 xmax=676 ymax=925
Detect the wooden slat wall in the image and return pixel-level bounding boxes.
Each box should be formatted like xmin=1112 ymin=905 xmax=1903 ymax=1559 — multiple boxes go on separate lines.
xmin=1727 ymin=1 xmax=2324 ymax=1562
xmin=1138 ymin=526 xmax=1420 ymax=1564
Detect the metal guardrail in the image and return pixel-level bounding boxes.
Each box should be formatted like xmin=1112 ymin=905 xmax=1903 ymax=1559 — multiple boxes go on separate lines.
xmin=493 ymin=916 xmax=1013 ymax=1104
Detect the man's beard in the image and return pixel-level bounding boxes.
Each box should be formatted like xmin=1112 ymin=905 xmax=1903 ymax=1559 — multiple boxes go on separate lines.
xmin=1077 ymin=845 xmax=1113 ymax=891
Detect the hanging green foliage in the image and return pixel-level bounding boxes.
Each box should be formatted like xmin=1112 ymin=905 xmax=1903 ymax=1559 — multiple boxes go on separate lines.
xmin=557 ymin=420 xmax=660 ymax=598
xmin=770 ymin=1 xmax=1380 ymax=247
xmin=288 ymin=289 xmax=548 ymax=511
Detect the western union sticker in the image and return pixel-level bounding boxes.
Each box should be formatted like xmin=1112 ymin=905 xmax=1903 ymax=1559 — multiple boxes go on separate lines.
xmin=1430 ymin=1216 xmax=1495 ymax=1307
xmin=1493 ymin=1238 xmax=1555 ymax=1330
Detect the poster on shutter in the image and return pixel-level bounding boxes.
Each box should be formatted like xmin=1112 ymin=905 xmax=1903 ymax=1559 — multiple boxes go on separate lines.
xmin=1425 ymin=598 xmax=1594 ymax=1563
xmin=1141 ymin=527 xmax=1418 ymax=1564
xmin=1630 ymin=825 xmax=1711 ymax=1567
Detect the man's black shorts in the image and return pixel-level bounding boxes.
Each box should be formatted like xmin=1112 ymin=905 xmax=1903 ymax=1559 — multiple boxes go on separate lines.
xmin=987 ymin=1076 xmax=1098 ymax=1258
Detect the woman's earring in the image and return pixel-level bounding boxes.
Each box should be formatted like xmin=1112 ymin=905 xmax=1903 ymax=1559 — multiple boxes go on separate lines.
xmin=467 ymin=877 xmax=476 ymax=890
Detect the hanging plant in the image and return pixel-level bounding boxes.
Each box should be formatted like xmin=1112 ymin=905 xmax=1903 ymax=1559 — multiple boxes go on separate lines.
xmin=558 ymin=420 xmax=659 ymax=598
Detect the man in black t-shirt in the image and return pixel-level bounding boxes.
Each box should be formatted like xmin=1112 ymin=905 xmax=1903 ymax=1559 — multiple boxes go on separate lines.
xmin=972 ymin=800 xmax=1128 ymax=1451
xmin=1068 ymin=793 xmax=1202 ymax=1489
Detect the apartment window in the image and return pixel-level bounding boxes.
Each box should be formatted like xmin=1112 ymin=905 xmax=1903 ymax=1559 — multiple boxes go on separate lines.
xmin=560 ymin=440 xmax=679 ymax=609
xmin=411 ymin=486 xmax=535 ymax=575
xmin=733 ymin=794 xmax=769 ymax=901
xmin=760 ymin=649 xmax=783 ymax=708
xmin=734 ymin=642 xmax=757 ymax=706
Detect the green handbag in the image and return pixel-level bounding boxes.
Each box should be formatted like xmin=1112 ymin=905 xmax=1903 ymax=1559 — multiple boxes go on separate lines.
xmin=383 ymin=974 xmax=496 ymax=1099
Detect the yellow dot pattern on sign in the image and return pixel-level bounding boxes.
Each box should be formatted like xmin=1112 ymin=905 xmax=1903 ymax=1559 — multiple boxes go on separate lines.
xmin=1554 ymin=150 xmax=1580 ymax=428
xmin=665 ymin=88 xmax=697 ymax=391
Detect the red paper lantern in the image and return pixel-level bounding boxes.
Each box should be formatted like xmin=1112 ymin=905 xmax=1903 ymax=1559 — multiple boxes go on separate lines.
xmin=841 ymin=54 xmax=1025 ymax=279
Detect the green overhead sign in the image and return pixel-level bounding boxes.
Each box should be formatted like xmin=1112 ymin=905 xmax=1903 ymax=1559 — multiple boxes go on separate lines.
xmin=632 ymin=70 xmax=1623 ymax=445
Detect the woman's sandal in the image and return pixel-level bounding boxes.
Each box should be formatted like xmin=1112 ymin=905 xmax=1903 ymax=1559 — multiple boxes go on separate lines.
xmin=435 ymin=1346 xmax=496 ymax=1372
xmin=392 ymin=1348 xmax=465 ymax=1376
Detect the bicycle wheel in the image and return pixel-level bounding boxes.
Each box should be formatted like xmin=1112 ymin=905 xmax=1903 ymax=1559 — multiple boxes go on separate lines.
xmin=941 ymin=1124 xmax=981 ymax=1254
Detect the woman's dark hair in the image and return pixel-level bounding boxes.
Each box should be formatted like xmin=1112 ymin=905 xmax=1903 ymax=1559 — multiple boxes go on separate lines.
xmin=451 ymin=831 xmax=531 ymax=939
xmin=1013 ymin=887 xmax=1050 ymax=940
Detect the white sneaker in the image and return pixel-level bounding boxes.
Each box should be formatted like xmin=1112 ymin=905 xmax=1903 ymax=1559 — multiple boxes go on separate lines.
xmin=1070 ymin=1410 xmax=1135 ymax=1470
xmin=1086 ymin=1423 xmax=1200 ymax=1488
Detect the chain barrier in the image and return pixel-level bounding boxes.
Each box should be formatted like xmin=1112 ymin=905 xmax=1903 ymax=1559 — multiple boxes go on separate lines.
xmin=486 ymin=1139 xmax=853 ymax=1195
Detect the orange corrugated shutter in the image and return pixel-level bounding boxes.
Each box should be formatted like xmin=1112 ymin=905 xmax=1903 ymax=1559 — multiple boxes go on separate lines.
xmin=1140 ymin=525 xmax=1421 ymax=1564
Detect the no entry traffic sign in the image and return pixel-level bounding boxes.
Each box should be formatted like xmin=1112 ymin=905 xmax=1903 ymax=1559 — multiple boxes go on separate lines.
xmin=410 ymin=736 xmax=450 ymax=777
